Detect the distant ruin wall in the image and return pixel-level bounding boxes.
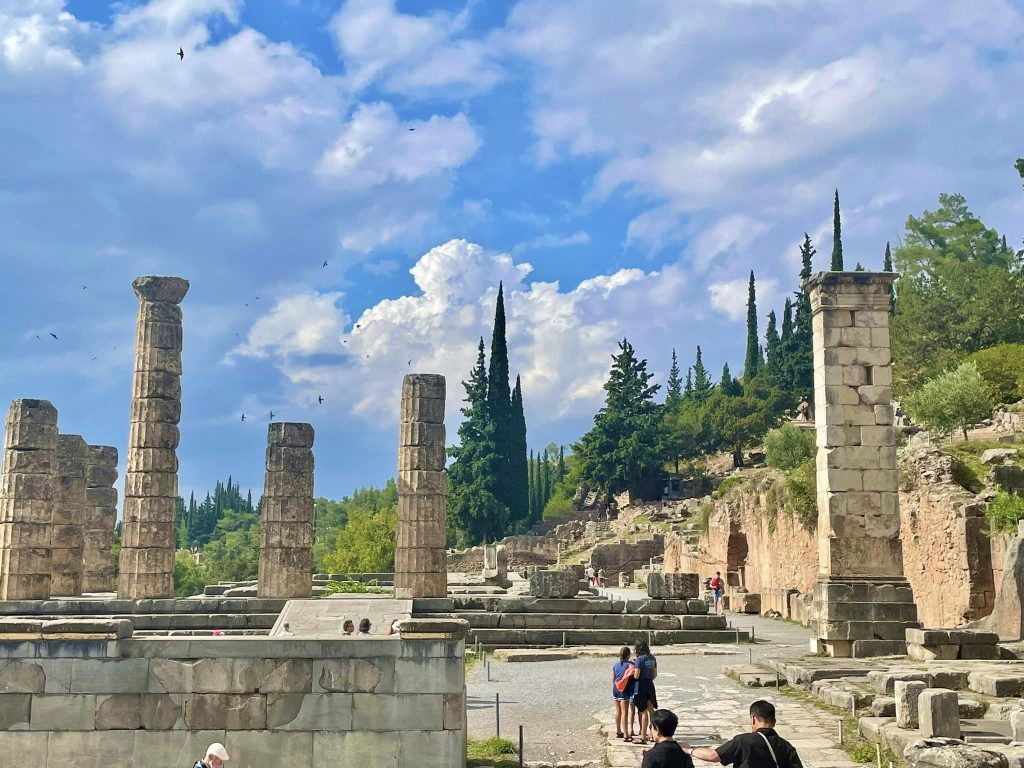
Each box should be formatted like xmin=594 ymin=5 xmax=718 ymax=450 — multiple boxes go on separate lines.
xmin=590 ymin=536 xmax=664 ymax=580
xmin=447 ymin=535 xmax=558 ymax=572
xmin=664 ymin=450 xmax=998 ymax=628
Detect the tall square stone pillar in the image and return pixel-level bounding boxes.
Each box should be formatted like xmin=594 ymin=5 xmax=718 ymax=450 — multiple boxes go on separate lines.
xmin=119 ymin=276 xmax=188 ymax=599
xmin=258 ymin=423 xmax=314 ymax=599
xmin=51 ymin=434 xmax=88 ymax=596
xmin=395 ymin=374 xmax=447 ymax=599
xmin=83 ymin=445 xmax=118 ymax=593
xmin=0 ymin=399 xmax=58 ymax=599
xmin=804 ymin=272 xmax=919 ymax=657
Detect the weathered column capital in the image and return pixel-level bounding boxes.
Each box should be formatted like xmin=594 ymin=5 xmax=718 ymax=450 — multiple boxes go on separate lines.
xmin=803 ymin=271 xmax=896 ymax=314
xmin=132 ymin=276 xmax=190 ymax=304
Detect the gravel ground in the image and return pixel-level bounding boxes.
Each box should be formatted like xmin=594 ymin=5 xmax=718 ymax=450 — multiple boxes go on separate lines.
xmin=466 ymin=613 xmax=811 ymax=764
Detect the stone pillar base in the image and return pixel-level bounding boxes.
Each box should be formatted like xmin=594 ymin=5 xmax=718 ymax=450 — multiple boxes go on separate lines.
xmin=809 ymin=575 xmax=920 ymax=658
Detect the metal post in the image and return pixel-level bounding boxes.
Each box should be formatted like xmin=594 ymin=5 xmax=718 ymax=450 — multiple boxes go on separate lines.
xmin=496 ymin=692 xmax=501 ymax=737
xmin=519 ymin=725 xmax=524 ymax=768
xmin=775 ymin=670 xmax=780 ymax=689
xmin=851 ymin=699 xmax=856 ymax=718
xmin=748 ymin=648 xmax=753 ymax=664
xmin=562 ymin=631 xmax=566 ymax=648
xmin=735 ymin=628 xmax=740 ymax=644
xmin=750 ymin=625 xmax=755 ymax=643
xmin=838 ymin=720 xmax=844 ymax=744
xmin=875 ymin=744 xmax=881 ymax=768
xmin=648 ymin=630 xmax=653 ymax=648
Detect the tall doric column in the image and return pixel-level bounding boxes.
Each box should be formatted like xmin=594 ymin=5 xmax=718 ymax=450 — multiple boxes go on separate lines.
xmin=0 ymin=399 xmax=59 ymax=599
xmin=805 ymin=272 xmax=919 ymax=657
xmin=119 ymin=276 xmax=188 ymax=599
xmin=83 ymin=445 xmax=118 ymax=593
xmin=51 ymin=434 xmax=88 ymax=596
xmin=258 ymin=423 xmax=314 ymax=599
xmin=395 ymin=374 xmax=447 ymax=599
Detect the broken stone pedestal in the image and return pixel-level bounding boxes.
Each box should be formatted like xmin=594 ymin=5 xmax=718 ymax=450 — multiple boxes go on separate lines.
xmin=529 ymin=569 xmax=580 ymax=599
xmin=896 ymin=680 xmax=926 ymax=729
xmin=903 ymin=738 xmax=1009 ymax=768
xmin=907 ymin=628 xmax=1000 ymax=661
xmin=919 ymin=689 xmax=961 ymax=739
xmin=647 ymin=572 xmax=699 ymax=599
xmin=731 ymin=589 xmax=761 ymax=614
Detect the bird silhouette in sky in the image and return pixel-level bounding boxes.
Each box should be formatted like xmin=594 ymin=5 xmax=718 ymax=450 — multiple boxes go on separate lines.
xmin=82 ymin=285 xmax=87 ymax=290
xmin=92 ymin=356 xmax=97 ymax=361
xmin=255 ymin=296 xmax=260 ymax=300
xmin=408 ymin=128 xmax=415 ymax=132
xmin=408 ymin=360 xmax=412 ymax=367
xmin=355 ymin=324 xmax=361 ymax=329
xmin=318 ymin=395 xmax=324 ymax=405
xmin=241 ymin=413 xmax=246 ymax=422
xmin=177 ymin=48 xmax=184 ymax=61
xmin=322 ymin=260 xmax=328 ymax=268
xmin=244 ymin=303 xmax=248 ymax=307
xmin=34 ymin=335 xmax=40 ymax=340
xmin=49 ymin=332 xmax=58 ymax=340
xmin=270 ymin=410 xmax=275 ymax=420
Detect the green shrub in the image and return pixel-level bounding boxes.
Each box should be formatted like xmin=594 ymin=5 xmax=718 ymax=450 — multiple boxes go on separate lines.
xmin=712 ymin=474 xmax=745 ymax=499
xmin=987 ymin=491 xmax=1024 ymax=534
xmin=543 ymin=492 xmax=574 ymax=519
xmin=322 ymin=579 xmax=389 ymax=595
xmin=783 ymin=458 xmax=817 ymax=532
xmin=966 ymin=343 xmax=1024 ymax=404
xmin=905 ymin=362 xmax=994 ymax=440
xmin=764 ymin=423 xmax=816 ymax=470
xmin=467 ymin=737 xmax=516 ymax=760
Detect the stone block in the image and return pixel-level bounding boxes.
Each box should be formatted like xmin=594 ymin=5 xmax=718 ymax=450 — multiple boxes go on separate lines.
xmin=45 ymin=731 xmax=137 ymax=767
xmin=265 ymin=446 xmax=314 ymax=475
xmin=394 ymin=658 xmax=461 ymax=694
xmin=528 ymin=570 xmax=579 ymax=599
xmin=0 ymin=693 xmax=30 ymax=729
xmin=732 ymin=592 xmax=761 ymax=614
xmin=399 ymin=729 xmax=464 ymax=768
xmin=647 ymin=572 xmax=699 ymax=599
xmin=314 ymin=731 xmax=399 ymax=768
xmin=352 ymin=694 xmax=443 ymax=732
xmin=896 ymin=680 xmax=927 ymax=728
xmin=908 ymin=644 xmax=959 ymax=662
xmin=235 ymin=659 xmax=313 ymax=694
xmin=443 ymin=692 xmax=464 ymax=731
xmin=184 ymin=693 xmax=267 ymax=730
xmin=948 ymin=629 xmax=999 ymax=645
xmin=919 ymin=688 xmax=961 ymax=739
xmin=959 ymin=644 xmax=1000 ymax=660
xmin=30 ymin=693 xmax=96 ymax=730
xmin=398 ymin=422 xmax=445 ymax=448
xmin=0 ymin=732 xmax=47 ymax=762
xmin=902 ymin=737 xmax=1008 ymax=768
xmin=70 ymin=658 xmax=149 ymax=693
xmin=267 ymin=692 xmax=353 ymax=730
xmin=0 ymin=660 xmax=44 ymax=693
xmin=95 ymin=692 xmax=182 ymax=730
xmin=224 ymin=730 xmax=314 ymax=768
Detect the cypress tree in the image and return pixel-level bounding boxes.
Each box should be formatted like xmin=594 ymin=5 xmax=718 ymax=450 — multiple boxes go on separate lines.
xmin=765 ymin=310 xmax=781 ymax=379
xmin=830 ymin=189 xmax=844 ymax=270
xmin=854 ymin=262 xmax=865 ymax=271
xmin=743 ymin=271 xmax=760 ymax=381
xmin=683 ymin=368 xmax=693 ymax=399
xmin=665 ymin=349 xmax=683 ymax=410
xmin=528 ymin=449 xmax=535 ymax=522
xmin=509 ymin=375 xmax=529 ymax=528
xmin=883 ymin=241 xmax=896 ymax=314
xmin=557 ymin=446 xmax=566 ymax=482
xmin=720 ymin=363 xmax=742 ymax=397
xmin=692 ymin=346 xmax=713 ymax=403
xmin=781 ymin=298 xmax=793 ymax=342
xmin=787 ymin=235 xmax=816 ymax=403
xmin=486 ymin=283 xmax=514 ymax=529
xmin=541 ymin=448 xmax=551 ymax=510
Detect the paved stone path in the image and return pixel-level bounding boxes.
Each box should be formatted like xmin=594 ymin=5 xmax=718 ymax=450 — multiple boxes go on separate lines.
xmin=467 ymin=611 xmax=862 ymax=767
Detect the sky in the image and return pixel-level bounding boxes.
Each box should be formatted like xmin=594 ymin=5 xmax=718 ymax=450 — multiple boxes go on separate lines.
xmin=1 ymin=0 xmax=1023 ymax=503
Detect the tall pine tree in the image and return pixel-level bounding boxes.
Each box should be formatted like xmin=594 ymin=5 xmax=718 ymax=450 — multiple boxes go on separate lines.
xmin=830 ymin=189 xmax=844 ymax=270
xmin=509 ymin=376 xmax=529 ymax=529
xmin=486 ymin=283 xmax=515 ymax=529
xmin=743 ymin=271 xmax=760 ymax=381
xmin=784 ymin=234 xmax=816 ymax=405
xmin=764 ymin=310 xmax=781 ymax=380
xmin=720 ymin=363 xmax=742 ymax=397
xmin=692 ymin=346 xmax=713 ymax=403
xmin=683 ymin=369 xmax=693 ymax=399
xmin=665 ymin=349 xmax=683 ymax=410
xmin=883 ymin=241 xmax=896 ymax=314
xmin=557 ymin=446 xmax=566 ymax=483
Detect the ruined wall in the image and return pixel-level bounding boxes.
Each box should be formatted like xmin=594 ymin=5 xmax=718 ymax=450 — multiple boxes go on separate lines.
xmin=590 ymin=535 xmax=664 ymax=580
xmin=0 ymin=627 xmax=466 ymax=768
xmin=447 ymin=535 xmax=558 ymax=572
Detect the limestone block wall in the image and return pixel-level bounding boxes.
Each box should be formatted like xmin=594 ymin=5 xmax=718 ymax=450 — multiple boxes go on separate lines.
xmin=589 ymin=536 xmax=665 ymax=580
xmin=447 ymin=535 xmax=559 ymax=572
xmin=0 ymin=629 xmax=467 ymax=768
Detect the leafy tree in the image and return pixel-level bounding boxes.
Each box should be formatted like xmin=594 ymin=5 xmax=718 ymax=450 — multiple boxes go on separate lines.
xmin=574 ymin=338 xmax=668 ymax=499
xmin=905 ymin=362 xmax=994 ymax=441
xmin=313 ymin=482 xmax=396 ymax=568
xmin=448 ymin=338 xmax=507 ymax=545
xmin=486 ymin=284 xmax=515 ymax=521
xmin=743 ymin=271 xmax=760 ymax=381
xmin=323 ymin=506 xmax=398 ymax=573
xmin=965 ymin=344 xmax=1024 ymax=404
xmin=890 ymin=194 xmax=1024 ymax=392
xmin=664 ymin=397 xmax=711 ymax=471
xmin=830 ymin=189 xmax=844 ymax=270
xmin=764 ymin=424 xmax=816 ymax=470
xmin=541 ymin=448 xmax=552 ymax=510
xmin=174 ymin=552 xmax=209 ymax=597
xmin=704 ymin=389 xmax=778 ymax=468
xmin=692 ymin=346 xmax=713 ymax=403
xmin=509 ymin=375 xmax=529 ymax=527
xmin=665 ymin=349 xmax=683 ymax=410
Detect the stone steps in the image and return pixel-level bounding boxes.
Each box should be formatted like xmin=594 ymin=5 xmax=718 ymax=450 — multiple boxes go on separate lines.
xmin=465 ymin=627 xmax=749 ymax=647
xmin=0 ymin=597 xmax=287 ymax=615
xmin=430 ymin=611 xmax=727 ymax=631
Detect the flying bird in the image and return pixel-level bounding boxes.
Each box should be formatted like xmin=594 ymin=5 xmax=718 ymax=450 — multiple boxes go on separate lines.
xmin=408 ymin=360 xmax=412 ymax=367
xmin=49 ymin=332 xmax=58 ymax=340
xmin=318 ymin=395 xmax=324 ymax=405
xmin=82 ymin=285 xmax=87 ymax=290
xmin=241 ymin=413 xmax=246 ymax=422
xmin=355 ymin=324 xmax=361 ymax=329
xmin=92 ymin=356 xmax=98 ymax=361
xmin=177 ymin=48 xmax=184 ymax=61
xmin=270 ymin=410 xmax=275 ymax=420
xmin=34 ymin=335 xmax=40 ymax=340
xmin=322 ymin=260 xmax=328 ymax=268
xmin=244 ymin=303 xmax=248 ymax=307
xmin=408 ymin=128 xmax=415 ymax=132
xmin=255 ymin=296 xmax=260 ymax=300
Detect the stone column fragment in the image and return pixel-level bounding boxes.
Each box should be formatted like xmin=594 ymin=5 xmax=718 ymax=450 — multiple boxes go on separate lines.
xmin=119 ymin=276 xmax=188 ymax=599
xmin=258 ymin=423 xmax=314 ymax=598
xmin=395 ymin=374 xmax=447 ymax=599
xmin=0 ymin=399 xmax=59 ymax=599
xmin=804 ymin=272 xmax=919 ymax=657
xmin=83 ymin=445 xmax=118 ymax=593
xmin=51 ymin=434 xmax=88 ymax=596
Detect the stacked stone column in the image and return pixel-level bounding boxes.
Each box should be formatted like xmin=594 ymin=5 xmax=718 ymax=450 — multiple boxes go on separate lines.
xmin=804 ymin=272 xmax=919 ymax=657
xmin=395 ymin=374 xmax=447 ymax=599
xmin=119 ymin=276 xmax=189 ymax=599
xmin=258 ymin=423 xmax=314 ymax=599
xmin=83 ymin=445 xmax=118 ymax=593
xmin=51 ymin=434 xmax=88 ymax=596
xmin=0 ymin=399 xmax=59 ymax=599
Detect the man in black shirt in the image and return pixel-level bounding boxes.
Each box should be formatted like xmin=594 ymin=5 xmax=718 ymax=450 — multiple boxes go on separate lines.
xmin=681 ymin=700 xmax=803 ymax=767
xmin=642 ymin=709 xmax=694 ymax=768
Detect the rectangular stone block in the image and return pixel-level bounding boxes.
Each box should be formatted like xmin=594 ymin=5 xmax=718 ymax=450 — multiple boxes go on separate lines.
xmin=131 ymin=370 xmax=182 ymax=401
xmin=268 ymin=423 xmax=315 ymax=449
xmin=122 ymin=496 xmax=176 ymax=522
xmin=395 ymin=519 xmax=446 ymax=550
xmin=0 ymin=693 xmax=30 ymax=729
xmin=70 ymin=658 xmax=150 ymax=693
xmin=919 ymin=688 xmax=960 ymax=738
xmin=30 ymin=693 xmax=96 ymax=730
xmin=135 ymin=320 xmax=183 ymax=351
xmin=127 ymin=421 xmax=180 ymax=450
xmin=647 ymin=572 xmax=699 ymax=599
xmin=1 ymin=449 xmax=53 ymax=474
xmin=352 ymin=693 xmax=443 ymax=731
xmin=314 ymin=731 xmax=399 ymax=768
xmin=126 ymin=448 xmax=178 ymax=474
xmin=397 ymin=494 xmax=445 ymax=521
xmin=260 ymin=522 xmax=313 ymax=549
xmin=224 ymin=730 xmax=314 ymax=767
xmin=129 ymin=397 xmax=181 ymax=424
xmin=395 ymin=547 xmax=447 ymax=574
xmin=400 ymin=397 xmax=445 ymax=424
xmin=393 ymin=658 xmax=462 ymax=694
xmin=398 ymin=422 xmax=445 ymax=448
xmin=0 ymin=473 xmax=54 ymax=502
xmin=399 ymin=729 xmax=464 ymax=768
xmin=264 ymin=471 xmax=314 ymax=498
xmin=397 ymin=470 xmax=446 ymax=496
xmin=260 ymin=496 xmax=313 ymax=523
xmin=134 ymin=345 xmax=183 ymax=374
xmin=184 ymin=693 xmax=267 ymax=729
xmin=265 ymin=446 xmax=314 ymax=475
xmin=268 ymin=692 xmax=354 ymax=730
xmin=94 ymin=692 xmax=182 ymax=730
xmin=121 ymin=521 xmax=176 ymax=549
xmin=117 ymin=546 xmax=175 ymax=574
xmin=908 ymin=644 xmax=958 ymax=662
xmin=398 ymin=445 xmax=447 ymax=472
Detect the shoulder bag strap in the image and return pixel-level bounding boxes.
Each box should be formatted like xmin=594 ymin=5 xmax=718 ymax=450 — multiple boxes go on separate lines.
xmin=757 ymin=732 xmax=780 ymax=768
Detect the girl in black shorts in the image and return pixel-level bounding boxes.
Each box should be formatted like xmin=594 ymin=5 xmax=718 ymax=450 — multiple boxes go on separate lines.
xmin=631 ymin=640 xmax=658 ymax=744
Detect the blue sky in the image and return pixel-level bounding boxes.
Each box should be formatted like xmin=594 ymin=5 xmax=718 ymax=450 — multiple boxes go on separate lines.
xmin=2 ymin=0 xmax=1023 ymax=503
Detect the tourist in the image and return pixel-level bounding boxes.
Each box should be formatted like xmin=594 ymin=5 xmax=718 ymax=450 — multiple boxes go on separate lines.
xmin=358 ymin=618 xmax=372 ymax=635
xmin=642 ymin=709 xmax=693 ymax=768
xmin=193 ymin=742 xmax=229 ymax=768
xmin=586 ymin=564 xmax=596 ymax=585
xmin=343 ymin=620 xmax=355 ymax=636
xmin=710 ymin=572 xmax=725 ymax=615
xmin=598 ymin=567 xmax=607 ymax=588
xmin=681 ymin=700 xmax=803 ymax=766
xmin=385 ymin=619 xmax=401 ymax=637
xmin=631 ymin=639 xmax=658 ymax=744
xmin=612 ymin=646 xmax=636 ymax=740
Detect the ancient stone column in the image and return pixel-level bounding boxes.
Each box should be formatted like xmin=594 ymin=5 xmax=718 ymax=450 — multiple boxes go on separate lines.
xmin=51 ymin=434 xmax=88 ymax=596
xmin=119 ymin=276 xmax=188 ymax=599
xmin=395 ymin=374 xmax=447 ymax=599
xmin=258 ymin=423 xmax=314 ymax=599
xmin=0 ymin=399 xmax=59 ymax=599
xmin=805 ymin=272 xmax=919 ymax=657
xmin=83 ymin=445 xmax=118 ymax=593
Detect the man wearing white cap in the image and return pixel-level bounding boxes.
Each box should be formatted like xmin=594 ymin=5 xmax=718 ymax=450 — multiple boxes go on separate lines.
xmin=194 ymin=743 xmax=229 ymax=768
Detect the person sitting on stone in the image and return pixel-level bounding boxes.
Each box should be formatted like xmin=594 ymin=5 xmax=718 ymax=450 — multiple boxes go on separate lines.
xmin=194 ymin=742 xmax=229 ymax=768
xmin=642 ymin=709 xmax=693 ymax=768
xmin=343 ymin=619 xmax=355 ymax=636
xmin=358 ymin=618 xmax=372 ymax=635
xmin=385 ymin=619 xmax=401 ymax=637
xmin=682 ymin=700 xmax=803 ymax=766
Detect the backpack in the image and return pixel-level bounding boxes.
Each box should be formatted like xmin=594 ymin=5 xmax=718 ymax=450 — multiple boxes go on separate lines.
xmin=711 ymin=576 xmax=722 ymax=589
xmin=614 ymin=663 xmax=634 ymax=692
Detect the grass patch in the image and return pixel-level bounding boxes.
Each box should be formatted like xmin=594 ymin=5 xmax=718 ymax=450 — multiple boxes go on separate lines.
xmin=467 ymin=736 xmax=517 ymax=763
xmin=780 ymin=687 xmax=904 ymax=766
xmin=988 ymin=490 xmax=1024 ymax=533
xmin=321 ymin=579 xmax=390 ymax=595
xmin=712 ymin=474 xmax=746 ymax=500
xmin=943 ymin=439 xmax=1023 ymax=494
